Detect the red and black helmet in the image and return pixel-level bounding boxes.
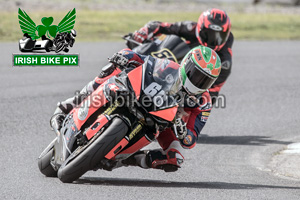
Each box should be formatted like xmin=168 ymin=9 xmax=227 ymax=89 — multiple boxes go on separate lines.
xmin=196 ymin=9 xmax=231 ymax=51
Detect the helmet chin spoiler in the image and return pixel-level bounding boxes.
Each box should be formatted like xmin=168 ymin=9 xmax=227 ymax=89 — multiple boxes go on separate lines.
xmin=183 ymin=76 xmax=208 ymax=96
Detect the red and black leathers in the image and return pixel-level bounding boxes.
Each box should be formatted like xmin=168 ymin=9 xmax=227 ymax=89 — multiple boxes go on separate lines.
xmin=138 ymin=21 xmax=234 ymax=104
xmin=54 ymin=49 xmax=213 ymax=171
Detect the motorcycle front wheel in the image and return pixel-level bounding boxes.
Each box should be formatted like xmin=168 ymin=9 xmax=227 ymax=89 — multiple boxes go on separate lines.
xmin=57 ymin=117 xmax=128 ymax=183
xmin=38 ymin=138 xmax=57 ymax=177
xmin=55 ymin=43 xmax=66 ymax=53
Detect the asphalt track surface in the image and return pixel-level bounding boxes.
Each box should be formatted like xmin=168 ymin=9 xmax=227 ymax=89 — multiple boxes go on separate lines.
xmin=1 ymin=41 xmax=300 ymax=200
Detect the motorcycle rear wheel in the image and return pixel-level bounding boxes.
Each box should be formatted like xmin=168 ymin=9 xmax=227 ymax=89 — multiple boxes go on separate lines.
xmin=57 ymin=117 xmax=128 ymax=183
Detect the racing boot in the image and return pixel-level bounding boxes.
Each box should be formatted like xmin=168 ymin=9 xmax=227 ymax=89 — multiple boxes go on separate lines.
xmin=121 ymin=151 xmax=149 ymax=168
xmin=109 ymin=147 xmax=184 ymax=172
xmin=145 ymin=148 xmax=184 ymax=172
xmin=100 ymin=151 xmax=149 ymax=171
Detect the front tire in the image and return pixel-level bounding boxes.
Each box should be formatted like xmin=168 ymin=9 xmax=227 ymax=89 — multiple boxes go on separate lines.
xmin=38 ymin=141 xmax=57 ymax=177
xmin=58 ymin=117 xmax=128 ymax=183
xmin=55 ymin=43 xmax=65 ymax=53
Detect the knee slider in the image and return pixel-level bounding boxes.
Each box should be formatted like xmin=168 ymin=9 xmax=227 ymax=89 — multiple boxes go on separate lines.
xmin=146 ymin=149 xmax=184 ymax=172
xmin=180 ymin=130 xmax=197 ymax=149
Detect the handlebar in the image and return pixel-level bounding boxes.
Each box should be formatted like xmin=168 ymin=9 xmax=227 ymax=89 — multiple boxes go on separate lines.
xmin=107 ymin=58 xmax=127 ymax=71
xmin=122 ymin=34 xmax=142 ymax=46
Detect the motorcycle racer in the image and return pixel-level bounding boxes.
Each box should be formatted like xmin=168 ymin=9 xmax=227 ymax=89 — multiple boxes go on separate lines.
xmin=132 ymin=8 xmax=233 ymax=104
xmin=51 ymin=46 xmax=221 ymax=172
xmin=53 ymin=29 xmax=77 ymax=53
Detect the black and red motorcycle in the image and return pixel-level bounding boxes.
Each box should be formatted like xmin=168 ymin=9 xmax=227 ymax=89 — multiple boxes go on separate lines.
xmin=38 ymin=56 xmax=183 ymax=183
xmin=123 ymin=33 xmax=190 ymax=64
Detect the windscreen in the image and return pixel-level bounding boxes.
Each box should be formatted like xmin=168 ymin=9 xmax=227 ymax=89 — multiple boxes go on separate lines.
xmin=152 ymin=58 xmax=181 ymax=96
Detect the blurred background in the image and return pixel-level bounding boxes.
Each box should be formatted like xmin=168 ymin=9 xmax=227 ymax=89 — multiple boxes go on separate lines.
xmin=1 ymin=0 xmax=300 ymax=42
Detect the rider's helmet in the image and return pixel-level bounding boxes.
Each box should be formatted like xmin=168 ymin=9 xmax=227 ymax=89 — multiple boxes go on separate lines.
xmin=196 ymin=9 xmax=231 ymax=51
xmin=70 ymin=29 xmax=77 ymax=39
xmin=180 ymin=46 xmax=221 ymax=95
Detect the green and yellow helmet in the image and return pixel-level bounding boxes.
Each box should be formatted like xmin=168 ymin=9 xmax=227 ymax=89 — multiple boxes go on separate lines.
xmin=180 ymin=45 xmax=221 ymax=95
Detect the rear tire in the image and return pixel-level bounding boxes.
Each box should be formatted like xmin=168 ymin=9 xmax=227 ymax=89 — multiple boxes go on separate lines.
xmin=45 ymin=43 xmax=51 ymax=52
xmin=58 ymin=117 xmax=128 ymax=183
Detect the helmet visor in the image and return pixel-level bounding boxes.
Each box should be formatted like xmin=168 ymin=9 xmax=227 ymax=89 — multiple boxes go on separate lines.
xmin=200 ymin=27 xmax=228 ymax=49
xmin=184 ymin=57 xmax=216 ymax=93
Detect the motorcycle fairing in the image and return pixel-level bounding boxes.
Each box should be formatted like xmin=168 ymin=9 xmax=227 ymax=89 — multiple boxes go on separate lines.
xmin=151 ymin=48 xmax=177 ymax=63
xmin=136 ymin=56 xmax=180 ymax=112
xmin=133 ymin=35 xmax=190 ymax=63
xmin=127 ymin=65 xmax=143 ymax=100
xmin=149 ymin=105 xmax=178 ymax=122
xmin=105 ymin=138 xmax=129 ymax=159
xmin=72 ymin=83 xmax=109 ymax=130
xmin=85 ymin=115 xmax=109 ymax=140
xmin=117 ymin=135 xmax=151 ymax=157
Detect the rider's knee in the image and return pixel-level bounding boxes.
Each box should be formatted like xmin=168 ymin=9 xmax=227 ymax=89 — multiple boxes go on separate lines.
xmin=179 ymin=130 xmax=197 ymax=149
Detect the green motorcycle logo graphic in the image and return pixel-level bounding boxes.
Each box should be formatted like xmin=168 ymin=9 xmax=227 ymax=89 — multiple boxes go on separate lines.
xmin=18 ymin=8 xmax=76 ymax=40
xmin=14 ymin=8 xmax=79 ymax=66
xmin=18 ymin=8 xmax=77 ymax=53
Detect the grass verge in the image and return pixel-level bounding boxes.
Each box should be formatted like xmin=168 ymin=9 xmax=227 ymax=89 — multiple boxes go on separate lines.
xmin=1 ymin=10 xmax=300 ymax=42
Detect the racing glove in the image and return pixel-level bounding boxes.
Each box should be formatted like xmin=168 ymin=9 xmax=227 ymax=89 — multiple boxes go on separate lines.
xmin=174 ymin=118 xmax=187 ymax=140
xmin=133 ymin=21 xmax=163 ymax=43
xmin=133 ymin=26 xmax=149 ymax=43
xmin=109 ymin=52 xmax=144 ymax=69
xmin=109 ymin=52 xmax=129 ymax=67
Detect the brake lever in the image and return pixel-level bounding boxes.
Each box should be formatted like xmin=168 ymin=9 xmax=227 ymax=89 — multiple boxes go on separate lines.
xmin=122 ymin=34 xmax=142 ymax=46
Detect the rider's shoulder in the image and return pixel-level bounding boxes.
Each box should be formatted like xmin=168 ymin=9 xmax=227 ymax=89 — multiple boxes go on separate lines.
xmin=216 ymin=32 xmax=234 ymax=54
xmin=180 ymin=21 xmax=197 ymax=30
xmin=225 ymin=32 xmax=234 ymax=47
xmin=227 ymin=32 xmax=234 ymax=45
xmin=181 ymin=21 xmax=197 ymax=25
